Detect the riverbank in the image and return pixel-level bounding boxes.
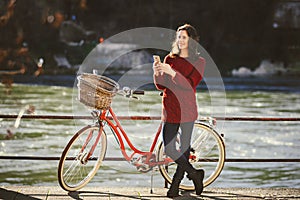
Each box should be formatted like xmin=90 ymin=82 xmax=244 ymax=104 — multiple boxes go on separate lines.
xmin=1 ymin=186 xmax=299 ymax=199
xmin=6 ymin=74 xmax=300 ymax=92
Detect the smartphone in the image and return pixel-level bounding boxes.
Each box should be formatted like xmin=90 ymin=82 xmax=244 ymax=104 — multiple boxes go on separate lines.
xmin=153 ymin=55 xmax=163 ymax=75
xmin=153 ymin=55 xmax=161 ymax=63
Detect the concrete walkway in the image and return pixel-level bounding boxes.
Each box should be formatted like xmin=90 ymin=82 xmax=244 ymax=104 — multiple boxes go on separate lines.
xmin=1 ymin=186 xmax=300 ymax=199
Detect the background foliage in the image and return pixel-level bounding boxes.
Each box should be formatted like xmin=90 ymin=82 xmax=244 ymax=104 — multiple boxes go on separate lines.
xmin=0 ymin=0 xmax=299 ymax=75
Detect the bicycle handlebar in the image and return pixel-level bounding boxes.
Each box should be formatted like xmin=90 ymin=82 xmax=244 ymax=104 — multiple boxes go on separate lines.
xmin=132 ymin=90 xmax=145 ymax=95
xmin=118 ymin=87 xmax=144 ymax=99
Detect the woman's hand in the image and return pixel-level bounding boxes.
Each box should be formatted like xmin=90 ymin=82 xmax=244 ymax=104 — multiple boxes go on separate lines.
xmin=153 ymin=61 xmax=161 ymax=76
xmin=153 ymin=62 xmax=176 ymax=78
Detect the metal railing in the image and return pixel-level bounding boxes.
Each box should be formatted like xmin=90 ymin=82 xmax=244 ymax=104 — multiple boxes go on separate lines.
xmin=1 ymin=114 xmax=300 ymax=121
xmin=0 ymin=114 xmax=299 ymax=162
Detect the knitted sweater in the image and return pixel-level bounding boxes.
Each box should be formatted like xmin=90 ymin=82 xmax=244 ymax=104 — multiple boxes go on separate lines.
xmin=154 ymin=55 xmax=205 ymax=123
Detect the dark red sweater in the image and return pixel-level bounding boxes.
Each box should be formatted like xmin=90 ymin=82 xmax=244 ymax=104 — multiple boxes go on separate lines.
xmin=154 ymin=55 xmax=205 ymax=123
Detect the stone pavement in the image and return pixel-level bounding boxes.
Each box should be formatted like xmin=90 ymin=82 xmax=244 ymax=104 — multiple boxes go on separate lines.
xmin=0 ymin=186 xmax=299 ymax=199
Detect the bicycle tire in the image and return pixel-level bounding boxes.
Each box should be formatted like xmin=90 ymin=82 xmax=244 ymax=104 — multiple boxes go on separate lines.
xmin=157 ymin=122 xmax=225 ymax=191
xmin=58 ymin=125 xmax=107 ymax=191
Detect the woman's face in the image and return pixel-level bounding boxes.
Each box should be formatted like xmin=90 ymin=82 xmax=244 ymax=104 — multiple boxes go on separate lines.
xmin=176 ymin=30 xmax=189 ymax=51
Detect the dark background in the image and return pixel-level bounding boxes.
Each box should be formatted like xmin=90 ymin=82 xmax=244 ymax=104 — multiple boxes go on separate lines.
xmin=0 ymin=0 xmax=299 ymax=76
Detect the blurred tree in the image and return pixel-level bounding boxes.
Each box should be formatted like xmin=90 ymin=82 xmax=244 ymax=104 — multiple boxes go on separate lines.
xmin=0 ymin=0 xmax=298 ymax=76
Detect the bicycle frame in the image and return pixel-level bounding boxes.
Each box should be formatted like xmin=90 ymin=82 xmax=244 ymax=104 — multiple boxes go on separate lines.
xmin=94 ymin=107 xmax=171 ymax=167
xmin=58 ymin=76 xmax=225 ymax=192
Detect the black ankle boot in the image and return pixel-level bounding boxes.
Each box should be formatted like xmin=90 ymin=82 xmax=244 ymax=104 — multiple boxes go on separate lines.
xmin=187 ymin=169 xmax=205 ymax=195
xmin=167 ymin=179 xmax=181 ymax=198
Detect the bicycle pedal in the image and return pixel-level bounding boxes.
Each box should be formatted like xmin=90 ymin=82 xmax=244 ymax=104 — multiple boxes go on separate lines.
xmin=137 ymin=165 xmax=152 ymax=173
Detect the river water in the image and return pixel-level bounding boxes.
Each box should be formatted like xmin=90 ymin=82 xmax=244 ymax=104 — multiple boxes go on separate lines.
xmin=0 ymin=75 xmax=299 ymax=188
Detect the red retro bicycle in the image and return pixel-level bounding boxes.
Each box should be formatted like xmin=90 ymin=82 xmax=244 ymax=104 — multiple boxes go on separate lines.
xmin=57 ymin=73 xmax=225 ymax=191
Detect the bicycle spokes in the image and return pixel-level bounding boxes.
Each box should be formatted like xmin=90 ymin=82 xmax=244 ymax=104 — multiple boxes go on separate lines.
xmin=158 ymin=123 xmax=225 ymax=190
xmin=58 ymin=126 xmax=107 ymax=191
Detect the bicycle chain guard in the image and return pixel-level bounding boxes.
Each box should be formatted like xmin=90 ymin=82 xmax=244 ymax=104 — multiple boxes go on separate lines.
xmin=130 ymin=154 xmax=156 ymax=173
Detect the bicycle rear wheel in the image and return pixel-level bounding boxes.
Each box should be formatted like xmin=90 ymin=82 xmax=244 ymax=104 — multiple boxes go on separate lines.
xmin=157 ymin=122 xmax=225 ymax=191
xmin=58 ymin=125 xmax=107 ymax=191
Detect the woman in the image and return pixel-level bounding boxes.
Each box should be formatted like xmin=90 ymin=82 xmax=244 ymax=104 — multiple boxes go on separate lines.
xmin=153 ymin=24 xmax=206 ymax=197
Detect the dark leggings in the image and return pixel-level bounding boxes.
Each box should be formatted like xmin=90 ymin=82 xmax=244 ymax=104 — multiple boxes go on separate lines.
xmin=163 ymin=122 xmax=195 ymax=179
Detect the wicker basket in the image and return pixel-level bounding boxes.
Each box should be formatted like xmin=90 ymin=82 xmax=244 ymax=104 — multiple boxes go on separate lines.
xmin=77 ymin=73 xmax=119 ymax=110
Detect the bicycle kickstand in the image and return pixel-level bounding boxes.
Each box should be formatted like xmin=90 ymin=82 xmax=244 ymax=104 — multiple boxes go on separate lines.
xmin=150 ymin=168 xmax=154 ymax=194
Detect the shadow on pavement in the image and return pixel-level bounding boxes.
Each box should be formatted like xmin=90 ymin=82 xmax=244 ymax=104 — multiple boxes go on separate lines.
xmin=0 ymin=188 xmax=41 ymax=200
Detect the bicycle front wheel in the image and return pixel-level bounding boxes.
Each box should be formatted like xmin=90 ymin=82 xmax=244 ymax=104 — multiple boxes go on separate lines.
xmin=157 ymin=122 xmax=225 ymax=191
xmin=58 ymin=125 xmax=107 ymax=191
